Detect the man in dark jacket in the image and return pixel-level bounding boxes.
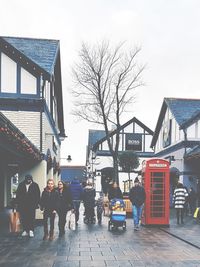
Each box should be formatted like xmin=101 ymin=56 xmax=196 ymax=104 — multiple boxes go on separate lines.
xmin=82 ymin=180 xmax=96 ymax=224
xmin=16 ymin=174 xmax=40 ymax=237
xmin=69 ymin=177 xmax=83 ymax=225
xmin=129 ymin=177 xmax=146 ymax=231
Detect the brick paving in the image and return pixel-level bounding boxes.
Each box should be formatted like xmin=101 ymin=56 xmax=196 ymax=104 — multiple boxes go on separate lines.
xmin=0 ymin=206 xmax=200 ymax=267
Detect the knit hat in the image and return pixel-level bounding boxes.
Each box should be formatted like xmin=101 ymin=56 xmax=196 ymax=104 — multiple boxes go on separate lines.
xmin=134 ymin=177 xmax=139 ymax=183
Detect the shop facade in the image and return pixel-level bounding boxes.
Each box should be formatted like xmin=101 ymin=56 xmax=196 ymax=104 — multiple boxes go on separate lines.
xmin=0 ymin=36 xmax=65 ymax=209
xmin=151 ymin=98 xmax=200 ymax=203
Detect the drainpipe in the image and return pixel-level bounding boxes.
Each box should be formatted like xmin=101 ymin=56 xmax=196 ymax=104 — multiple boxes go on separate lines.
xmin=40 ymin=75 xmax=45 ymax=153
xmin=183 ymin=128 xmax=187 ymax=157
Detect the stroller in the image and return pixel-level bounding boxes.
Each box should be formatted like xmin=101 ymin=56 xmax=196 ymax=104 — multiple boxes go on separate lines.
xmin=108 ymin=198 xmax=126 ymax=231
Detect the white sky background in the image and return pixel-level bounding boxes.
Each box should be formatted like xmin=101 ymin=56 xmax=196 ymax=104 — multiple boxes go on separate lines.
xmin=1 ymin=0 xmax=200 ymax=165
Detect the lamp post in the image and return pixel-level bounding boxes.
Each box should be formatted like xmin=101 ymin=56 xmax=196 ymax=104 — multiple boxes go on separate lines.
xmin=60 ymin=155 xmax=72 ymax=164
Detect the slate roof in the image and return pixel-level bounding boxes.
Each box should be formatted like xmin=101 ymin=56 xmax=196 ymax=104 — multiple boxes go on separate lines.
xmin=151 ymin=97 xmax=200 ymax=147
xmin=88 ymin=129 xmax=107 ymax=149
xmin=2 ymin=36 xmax=59 ymax=75
xmin=165 ymin=98 xmax=200 ymax=128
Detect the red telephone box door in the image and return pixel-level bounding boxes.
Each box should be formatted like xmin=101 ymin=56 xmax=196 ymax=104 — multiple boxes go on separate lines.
xmin=142 ymin=159 xmax=169 ymax=226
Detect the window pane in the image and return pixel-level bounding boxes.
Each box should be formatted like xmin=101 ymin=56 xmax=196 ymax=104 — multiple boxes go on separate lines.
xmin=21 ymin=67 xmax=37 ymax=94
xmin=1 ymin=53 xmax=17 ymax=93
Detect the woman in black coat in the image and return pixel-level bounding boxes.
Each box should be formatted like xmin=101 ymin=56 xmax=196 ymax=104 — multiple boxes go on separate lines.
xmin=57 ymin=181 xmax=73 ymax=236
xmin=40 ymin=179 xmax=58 ymax=241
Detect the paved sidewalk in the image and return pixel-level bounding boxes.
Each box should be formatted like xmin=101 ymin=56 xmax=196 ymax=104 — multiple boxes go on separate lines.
xmin=0 ymin=207 xmax=200 ymax=267
xmin=160 ymin=209 xmax=200 ymax=249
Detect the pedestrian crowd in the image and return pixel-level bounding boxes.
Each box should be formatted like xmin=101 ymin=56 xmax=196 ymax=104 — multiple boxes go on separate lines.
xmin=13 ymin=173 xmax=198 ymax=240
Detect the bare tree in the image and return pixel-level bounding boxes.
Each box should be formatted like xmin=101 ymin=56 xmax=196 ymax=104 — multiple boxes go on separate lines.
xmin=72 ymin=41 xmax=145 ymax=183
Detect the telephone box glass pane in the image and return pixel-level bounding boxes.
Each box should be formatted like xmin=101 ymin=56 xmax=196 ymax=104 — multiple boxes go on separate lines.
xmin=150 ymin=172 xmax=165 ymax=218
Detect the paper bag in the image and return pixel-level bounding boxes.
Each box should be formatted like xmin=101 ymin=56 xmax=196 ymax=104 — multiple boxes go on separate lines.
xmin=66 ymin=210 xmax=76 ymax=230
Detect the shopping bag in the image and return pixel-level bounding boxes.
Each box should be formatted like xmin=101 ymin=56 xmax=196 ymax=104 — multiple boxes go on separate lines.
xmin=66 ymin=210 xmax=76 ymax=230
xmin=193 ymin=207 xmax=200 ymax=218
xmin=9 ymin=210 xmax=21 ymax=233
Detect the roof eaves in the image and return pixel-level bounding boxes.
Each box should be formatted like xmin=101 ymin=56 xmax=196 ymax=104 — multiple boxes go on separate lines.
xmin=0 ymin=37 xmax=52 ymax=78
xmin=93 ymin=117 xmax=154 ymax=149
xmin=150 ymin=99 xmax=167 ymax=148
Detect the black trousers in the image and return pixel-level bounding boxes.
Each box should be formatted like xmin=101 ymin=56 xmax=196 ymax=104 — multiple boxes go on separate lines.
xmin=43 ymin=211 xmax=56 ymax=233
xmin=176 ymin=208 xmax=184 ymax=223
xmin=19 ymin=207 xmax=35 ymax=232
xmin=57 ymin=211 xmax=67 ymax=233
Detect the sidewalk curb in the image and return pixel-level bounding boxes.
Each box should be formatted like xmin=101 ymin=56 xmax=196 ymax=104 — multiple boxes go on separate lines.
xmin=160 ymin=227 xmax=200 ymax=250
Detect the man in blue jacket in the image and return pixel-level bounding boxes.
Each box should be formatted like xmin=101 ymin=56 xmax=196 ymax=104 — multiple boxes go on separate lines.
xmin=69 ymin=177 xmax=83 ymax=225
xmin=129 ymin=177 xmax=146 ymax=231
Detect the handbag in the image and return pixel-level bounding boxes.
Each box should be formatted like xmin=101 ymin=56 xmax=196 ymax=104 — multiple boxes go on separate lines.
xmin=9 ymin=210 xmax=21 ymax=233
xmin=66 ymin=210 xmax=76 ymax=230
xmin=193 ymin=207 xmax=200 ymax=218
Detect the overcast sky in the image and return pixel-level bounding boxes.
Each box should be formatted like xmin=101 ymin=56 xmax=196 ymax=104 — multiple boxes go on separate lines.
xmin=1 ymin=0 xmax=200 ymax=165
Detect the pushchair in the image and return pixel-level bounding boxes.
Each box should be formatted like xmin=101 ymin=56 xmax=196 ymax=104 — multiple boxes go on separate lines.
xmin=108 ymin=198 xmax=126 ymax=231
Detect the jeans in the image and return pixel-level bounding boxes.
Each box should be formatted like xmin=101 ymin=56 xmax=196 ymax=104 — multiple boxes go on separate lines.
xmin=43 ymin=211 xmax=56 ymax=233
xmin=132 ymin=204 xmax=143 ymax=227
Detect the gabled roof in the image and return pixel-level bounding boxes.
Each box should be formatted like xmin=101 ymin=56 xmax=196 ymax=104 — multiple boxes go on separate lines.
xmin=1 ymin=36 xmax=59 ymax=75
xmin=91 ymin=117 xmax=154 ymax=150
xmin=165 ymin=98 xmax=200 ymax=127
xmin=151 ymin=97 xmax=200 ymax=147
xmin=88 ymin=129 xmax=107 ymax=149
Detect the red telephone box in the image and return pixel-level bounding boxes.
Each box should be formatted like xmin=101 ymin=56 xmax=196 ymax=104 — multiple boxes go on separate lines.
xmin=142 ymin=158 xmax=169 ymax=226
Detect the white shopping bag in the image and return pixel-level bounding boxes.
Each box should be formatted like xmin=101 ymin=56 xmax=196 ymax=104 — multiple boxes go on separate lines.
xmin=66 ymin=210 xmax=76 ymax=230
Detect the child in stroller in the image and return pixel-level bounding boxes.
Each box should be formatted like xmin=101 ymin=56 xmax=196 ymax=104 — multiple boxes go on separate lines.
xmin=108 ymin=198 xmax=126 ymax=230
xmin=96 ymin=192 xmax=104 ymax=224
xmin=82 ymin=180 xmax=96 ymax=224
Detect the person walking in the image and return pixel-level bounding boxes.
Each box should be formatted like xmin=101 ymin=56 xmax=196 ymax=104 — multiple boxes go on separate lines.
xmin=40 ymin=179 xmax=59 ymax=241
xmin=16 ymin=174 xmax=40 ymax=237
xmin=96 ymin=192 xmax=104 ymax=224
xmin=57 ymin=181 xmax=73 ymax=237
xmin=173 ymin=182 xmax=188 ymax=224
xmin=82 ymin=180 xmax=96 ymax=224
xmin=188 ymin=187 xmax=197 ymax=216
xmin=108 ymin=182 xmax=123 ymax=201
xmin=69 ymin=177 xmax=83 ymax=225
xmin=129 ymin=177 xmax=146 ymax=231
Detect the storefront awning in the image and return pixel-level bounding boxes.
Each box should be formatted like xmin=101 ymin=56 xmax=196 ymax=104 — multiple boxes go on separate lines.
xmin=0 ymin=112 xmax=42 ymax=164
xmin=184 ymin=145 xmax=200 ymax=161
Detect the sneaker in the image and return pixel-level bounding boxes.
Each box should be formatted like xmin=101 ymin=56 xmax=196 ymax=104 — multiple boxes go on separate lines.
xmin=29 ymin=230 xmax=34 ymax=237
xmin=21 ymin=231 xmax=28 ymax=237
xmin=134 ymin=225 xmax=139 ymax=231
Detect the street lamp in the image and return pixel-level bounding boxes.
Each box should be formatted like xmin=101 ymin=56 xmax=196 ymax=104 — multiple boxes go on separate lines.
xmin=60 ymin=155 xmax=72 ymax=163
xmin=66 ymin=155 xmax=72 ymax=162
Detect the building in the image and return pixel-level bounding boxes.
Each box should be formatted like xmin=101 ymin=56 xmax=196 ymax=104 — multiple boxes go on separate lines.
xmin=0 ymin=36 xmax=65 ymax=209
xmin=86 ymin=117 xmax=154 ymax=192
xmin=60 ymin=165 xmax=87 ymax=184
xmin=151 ymin=97 xmax=200 ymax=203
